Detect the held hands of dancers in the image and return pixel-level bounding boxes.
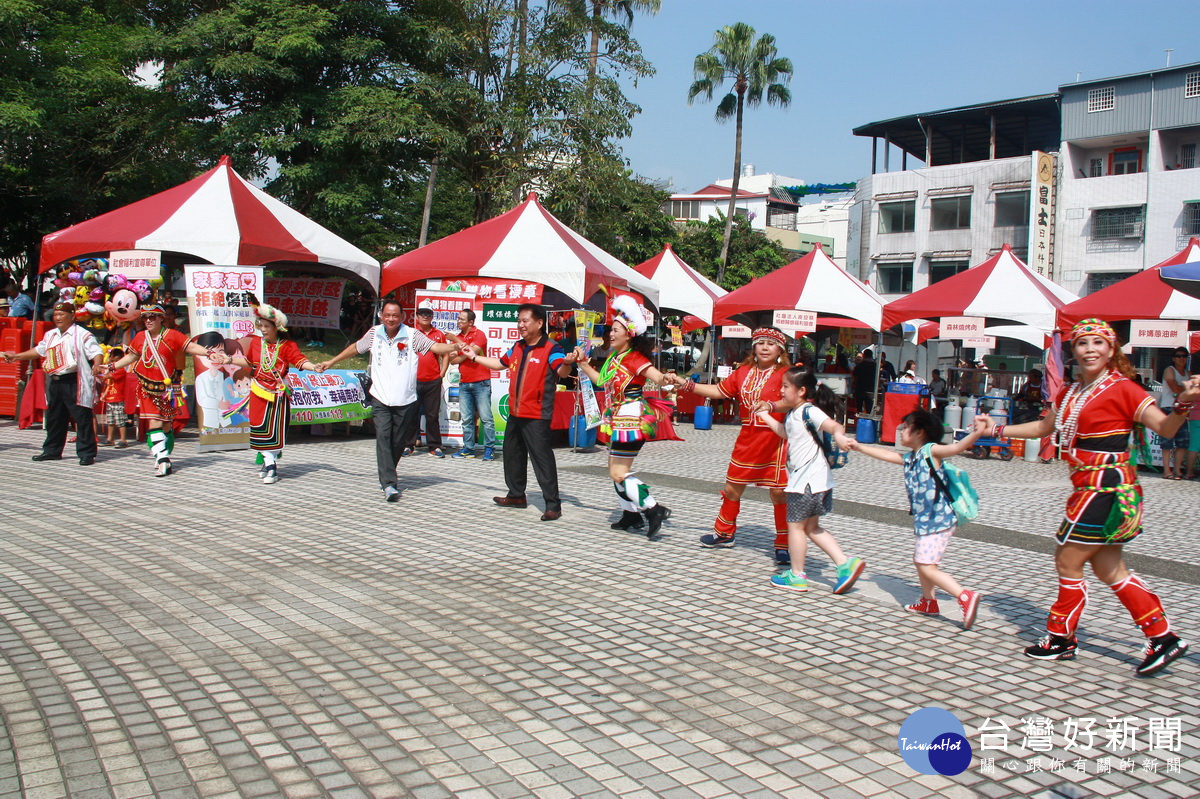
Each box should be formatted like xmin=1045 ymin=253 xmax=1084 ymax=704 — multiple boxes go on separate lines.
xmin=1172 ymin=374 xmax=1200 ymax=414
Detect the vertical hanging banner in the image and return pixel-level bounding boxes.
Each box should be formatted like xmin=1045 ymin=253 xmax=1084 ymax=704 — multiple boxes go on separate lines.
xmin=264 ymin=276 xmax=344 ymax=329
xmin=185 ymin=265 xmax=263 ymax=452
xmin=1029 ymin=151 xmax=1056 ymax=277
xmin=415 ymin=289 xmax=477 ymax=445
xmin=573 ymin=310 xmax=604 ymax=430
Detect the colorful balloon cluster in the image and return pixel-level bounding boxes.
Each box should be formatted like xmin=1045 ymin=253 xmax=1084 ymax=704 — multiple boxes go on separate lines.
xmin=53 ymin=258 xmax=164 ymax=329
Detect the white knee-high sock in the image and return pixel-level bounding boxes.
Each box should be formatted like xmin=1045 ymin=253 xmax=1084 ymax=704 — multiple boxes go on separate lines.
xmin=261 ymin=451 xmax=277 ymax=467
xmin=148 ymin=430 xmax=168 ymax=462
xmin=619 ymin=474 xmax=657 ymax=511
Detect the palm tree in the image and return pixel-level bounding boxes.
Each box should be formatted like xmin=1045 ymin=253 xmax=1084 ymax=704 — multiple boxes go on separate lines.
xmin=688 ymin=22 xmax=792 ymax=286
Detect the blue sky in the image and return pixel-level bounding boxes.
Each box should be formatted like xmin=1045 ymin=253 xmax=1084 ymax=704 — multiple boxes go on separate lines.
xmin=619 ymin=0 xmax=1197 ymax=192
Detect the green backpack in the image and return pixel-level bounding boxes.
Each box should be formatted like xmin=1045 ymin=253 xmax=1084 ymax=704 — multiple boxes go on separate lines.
xmin=922 ymin=444 xmax=979 ymax=525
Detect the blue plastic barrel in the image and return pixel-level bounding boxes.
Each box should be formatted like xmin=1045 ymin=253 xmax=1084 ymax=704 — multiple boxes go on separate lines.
xmin=569 ymin=415 xmax=597 ymax=447
xmin=856 ymin=417 xmax=877 ymax=444
xmin=694 ymin=405 xmax=714 ymax=431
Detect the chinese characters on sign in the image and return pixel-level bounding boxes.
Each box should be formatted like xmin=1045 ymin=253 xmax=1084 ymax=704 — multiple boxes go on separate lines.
xmin=1029 ymin=151 xmax=1056 ymax=277
xmin=429 ymin=278 xmax=543 ymax=303
xmin=975 ymin=715 xmax=1185 ymax=776
xmin=1128 ymin=319 xmax=1188 ymax=349
xmin=940 ymin=316 xmax=986 ymax=338
xmin=264 ymin=277 xmax=344 ymax=330
xmin=108 ymin=250 xmax=163 ymax=280
xmin=772 ymin=310 xmax=817 ymax=334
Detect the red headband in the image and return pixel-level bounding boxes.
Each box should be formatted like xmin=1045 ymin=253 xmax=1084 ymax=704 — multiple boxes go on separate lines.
xmin=751 ymin=328 xmax=787 ymax=348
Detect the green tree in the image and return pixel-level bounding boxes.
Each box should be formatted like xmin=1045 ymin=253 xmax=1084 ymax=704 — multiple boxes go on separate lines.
xmin=672 ymin=214 xmax=789 ymax=291
xmin=541 ymin=157 xmax=675 ymax=265
xmin=0 ymin=0 xmax=199 ymax=284
xmin=687 ymin=22 xmax=792 ymax=285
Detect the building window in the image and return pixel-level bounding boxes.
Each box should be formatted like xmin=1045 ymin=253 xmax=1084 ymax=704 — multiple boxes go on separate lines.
xmin=930 ymin=196 xmax=971 ymax=230
xmin=1089 ymin=158 xmax=1104 ymax=177
xmin=929 ymin=260 xmax=970 ymax=285
xmin=1185 ymin=203 xmax=1200 ymax=236
xmin=1180 ymin=143 xmax=1196 ymax=170
xmin=1088 ymin=86 xmax=1115 ymax=113
xmin=1187 ymin=72 xmax=1200 ymax=99
xmin=1092 ymin=207 xmax=1145 ymax=239
xmin=1109 ymin=148 xmax=1141 ymax=175
xmin=994 ymin=191 xmax=1030 ymax=227
xmin=878 ymin=201 xmax=915 ymax=233
xmin=1085 ymin=271 xmax=1136 ymax=295
xmin=876 ymin=262 xmax=913 ymax=294
xmin=666 ymin=200 xmax=700 ymax=219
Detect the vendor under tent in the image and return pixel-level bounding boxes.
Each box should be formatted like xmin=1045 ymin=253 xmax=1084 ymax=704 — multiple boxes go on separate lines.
xmin=39 ymin=156 xmax=380 ymax=292
xmin=379 ymin=192 xmax=659 ymax=308
xmin=1056 ymin=238 xmax=1200 ymax=328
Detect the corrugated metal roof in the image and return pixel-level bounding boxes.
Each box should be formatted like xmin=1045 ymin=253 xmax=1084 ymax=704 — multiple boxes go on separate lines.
xmin=1059 ymin=60 xmax=1200 ymax=90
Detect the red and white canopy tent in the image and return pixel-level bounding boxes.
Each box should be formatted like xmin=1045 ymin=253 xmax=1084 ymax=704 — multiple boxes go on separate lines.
xmin=881 ymin=245 xmax=1077 ymax=334
xmin=1057 ymin=238 xmax=1200 ymax=332
xmin=380 ymin=192 xmax=659 ymax=307
xmin=40 ymin=156 xmax=380 ymax=291
xmin=633 ymin=244 xmax=724 ymax=322
xmin=712 ymin=244 xmax=887 ymax=330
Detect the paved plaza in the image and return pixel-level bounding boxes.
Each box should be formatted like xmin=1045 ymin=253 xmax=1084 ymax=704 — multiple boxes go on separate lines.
xmin=0 ymin=417 xmax=1197 ymax=798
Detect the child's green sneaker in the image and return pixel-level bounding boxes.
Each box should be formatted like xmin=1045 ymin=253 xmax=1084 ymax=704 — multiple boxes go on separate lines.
xmin=770 ymin=569 xmax=809 ymax=592
xmin=832 ymin=557 xmax=865 ymax=595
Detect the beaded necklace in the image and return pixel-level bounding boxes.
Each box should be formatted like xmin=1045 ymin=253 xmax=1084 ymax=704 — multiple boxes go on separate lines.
xmin=1053 ymin=369 xmax=1118 ymax=451
xmin=598 ymin=348 xmax=629 ymax=388
xmin=739 ymin=364 xmax=775 ymax=408
xmin=140 ymin=329 xmax=170 ymax=379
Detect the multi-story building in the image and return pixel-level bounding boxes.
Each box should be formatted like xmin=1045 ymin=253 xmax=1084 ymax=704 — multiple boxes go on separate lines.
xmin=847 ymin=95 xmax=1061 ymax=299
xmin=1054 ymin=63 xmax=1200 ymax=296
xmin=663 ymin=167 xmax=839 ymax=260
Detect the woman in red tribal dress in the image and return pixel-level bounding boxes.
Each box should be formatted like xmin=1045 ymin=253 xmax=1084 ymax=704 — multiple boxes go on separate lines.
xmin=217 ymin=303 xmax=321 ymax=485
xmin=677 ymin=328 xmax=792 ymax=563
xmin=105 ymin=303 xmax=214 ymax=476
xmin=982 ymin=318 xmax=1198 ymax=676
xmin=565 ymin=295 xmax=677 ymax=538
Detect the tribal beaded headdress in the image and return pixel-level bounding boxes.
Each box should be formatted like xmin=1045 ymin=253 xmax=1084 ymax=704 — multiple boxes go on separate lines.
xmin=1070 ymin=318 xmax=1117 ymax=348
xmin=751 ymin=327 xmax=787 ymax=348
xmin=139 ymin=303 xmax=165 ymax=317
xmin=255 ymin=302 xmax=289 ymax=332
xmin=609 ymin=295 xmax=647 ymax=337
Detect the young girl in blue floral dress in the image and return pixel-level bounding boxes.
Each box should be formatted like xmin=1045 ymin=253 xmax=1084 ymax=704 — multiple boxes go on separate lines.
xmin=852 ymin=408 xmax=988 ymax=630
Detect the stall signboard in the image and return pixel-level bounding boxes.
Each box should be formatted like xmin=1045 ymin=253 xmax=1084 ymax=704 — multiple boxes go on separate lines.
xmin=963 ymin=336 xmax=997 ymax=349
xmin=850 ymin=328 xmax=874 ymax=347
xmin=1129 ymin=319 xmax=1188 ymax=348
xmin=185 ymin=265 xmax=263 ymax=452
xmin=772 ymin=310 xmax=817 ymax=334
xmin=721 ymin=324 xmax=751 ymax=338
xmin=425 ymin=278 xmax=542 ymax=304
xmin=264 ymin=277 xmax=344 ymax=329
xmin=941 ymin=316 xmax=986 ymax=338
xmin=109 ymin=250 xmax=162 ymax=280
xmin=415 ymin=289 xmax=475 ymax=336
xmin=286 ymin=369 xmax=370 ymax=425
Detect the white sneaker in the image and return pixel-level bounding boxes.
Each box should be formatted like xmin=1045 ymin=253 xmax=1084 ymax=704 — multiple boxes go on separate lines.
xmin=262 ymin=465 xmax=279 ymax=484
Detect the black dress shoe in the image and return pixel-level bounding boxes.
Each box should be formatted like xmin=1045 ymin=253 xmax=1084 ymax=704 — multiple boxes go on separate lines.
xmin=611 ymin=511 xmax=645 ymax=530
xmin=540 ymin=509 xmax=562 ymax=521
xmin=31 ymin=453 xmax=62 ymax=462
xmin=79 ymin=456 xmax=95 ymax=466
xmin=645 ymin=504 xmax=672 ymax=538
xmin=493 ymin=496 xmax=528 ymax=508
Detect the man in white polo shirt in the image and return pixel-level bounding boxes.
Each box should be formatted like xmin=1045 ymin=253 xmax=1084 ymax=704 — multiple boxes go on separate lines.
xmin=321 ymin=298 xmax=460 ymax=501
xmin=4 ymin=300 xmax=104 ymax=464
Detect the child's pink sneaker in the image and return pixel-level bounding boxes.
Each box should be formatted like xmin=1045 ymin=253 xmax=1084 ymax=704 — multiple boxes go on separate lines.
xmin=905 ymin=597 xmax=939 ymax=615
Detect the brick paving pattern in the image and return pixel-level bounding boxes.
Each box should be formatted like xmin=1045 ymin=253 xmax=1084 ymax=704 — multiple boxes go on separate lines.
xmin=0 ymin=420 xmax=1197 ymax=797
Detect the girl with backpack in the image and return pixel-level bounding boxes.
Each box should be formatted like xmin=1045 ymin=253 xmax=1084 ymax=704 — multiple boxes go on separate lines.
xmin=851 ymin=408 xmax=989 ymax=630
xmin=755 ymin=367 xmax=864 ymax=593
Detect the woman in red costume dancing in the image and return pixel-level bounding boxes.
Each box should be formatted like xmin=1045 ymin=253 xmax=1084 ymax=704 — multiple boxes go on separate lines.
xmin=982 ymin=319 xmax=1197 ymax=676
xmin=564 ymin=295 xmax=675 ymax=538
xmin=678 ymin=327 xmax=793 ymax=563
xmin=105 ymin=303 xmax=215 ymax=476
xmin=213 ymin=301 xmax=322 ymax=484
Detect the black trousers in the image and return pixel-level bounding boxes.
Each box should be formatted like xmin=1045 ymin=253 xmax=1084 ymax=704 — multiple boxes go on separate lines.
xmin=43 ymin=374 xmax=97 ymax=459
xmin=406 ymin=379 xmax=443 ymax=449
xmin=502 ymin=417 xmax=560 ymax=511
xmin=372 ymin=398 xmax=418 ymax=489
